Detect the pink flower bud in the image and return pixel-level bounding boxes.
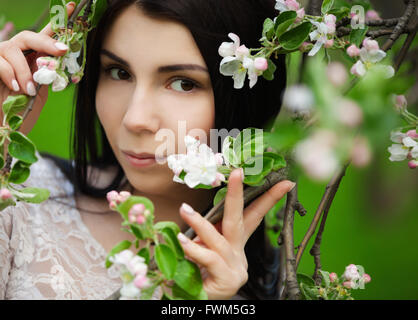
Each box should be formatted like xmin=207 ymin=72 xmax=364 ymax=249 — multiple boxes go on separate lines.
xmin=362 ymin=38 xmax=379 ymax=51
xmin=343 ymin=280 xmax=354 ymax=289
xmin=0 ymin=188 xmax=12 ymax=200
xmin=324 ymin=39 xmax=334 ymax=49
xmin=363 ymin=273 xmax=371 ymax=284
xmin=71 ymin=75 xmax=81 ymax=84
xmin=325 ymin=14 xmax=337 ymax=34
xmin=3 ymin=22 xmax=14 ymax=33
xmin=106 ymin=190 xmax=119 ymax=204
xmin=327 ymin=62 xmax=347 ymax=87
xmin=211 ymin=172 xmax=226 ymax=187
xmin=119 ymin=191 xmax=131 ymax=202
xmin=394 ymin=95 xmax=407 ymax=112
xmin=134 ymin=274 xmax=150 ymax=289
xmin=254 ymin=57 xmax=268 ymax=71
xmin=136 ymin=214 xmax=145 ymax=225
xmin=47 ymin=60 xmax=58 ymax=70
xmin=296 ymin=8 xmax=305 ymax=22
xmin=329 ymin=272 xmax=338 ymax=282
xmin=299 ymin=42 xmax=312 ymax=52
xmin=129 ymin=203 xmax=145 ymax=216
xmin=406 ymin=130 xmax=418 ymax=139
xmin=366 ymin=10 xmax=381 ymax=21
xmin=408 ymin=160 xmax=418 ymax=169
xmin=129 ymin=212 xmax=137 ymax=223
xmin=285 ymin=0 xmax=300 ymax=11
xmin=36 ymin=57 xmax=50 ymax=68
xmin=337 ymin=99 xmax=363 ymax=128
xmin=350 ymin=136 xmax=372 ymax=168
xmin=347 ymin=44 xmax=360 ymax=57
xmin=109 ymin=201 xmax=117 ymax=210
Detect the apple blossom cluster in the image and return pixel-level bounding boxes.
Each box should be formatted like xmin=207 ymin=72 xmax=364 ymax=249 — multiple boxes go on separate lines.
xmin=275 ymin=0 xmax=305 ymax=22
xmin=348 ymin=38 xmax=394 ymax=78
xmin=0 ymin=21 xmax=14 ymax=42
xmin=340 ymin=264 xmax=371 ymax=289
xmin=308 ymin=14 xmax=336 ymax=56
xmin=167 ymin=136 xmax=226 ymax=188
xmin=33 ymin=49 xmax=83 ymax=92
xmin=109 ymin=250 xmax=151 ymax=300
xmin=218 ymin=33 xmax=269 ymax=89
xmin=388 ymin=129 xmax=418 ymax=169
xmin=106 ymin=190 xmax=132 ymax=210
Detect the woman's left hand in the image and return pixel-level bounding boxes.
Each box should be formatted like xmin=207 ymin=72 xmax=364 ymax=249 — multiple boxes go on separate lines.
xmin=177 ymin=168 xmax=296 ymax=300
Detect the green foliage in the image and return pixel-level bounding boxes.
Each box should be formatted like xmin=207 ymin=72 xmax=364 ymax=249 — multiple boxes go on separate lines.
xmin=279 ymin=22 xmax=312 ymax=51
xmin=321 ymin=0 xmax=335 ymax=14
xmin=155 ymin=244 xmax=177 ymax=280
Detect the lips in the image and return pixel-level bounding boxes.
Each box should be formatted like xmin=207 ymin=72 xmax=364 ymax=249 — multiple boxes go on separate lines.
xmin=122 ymin=151 xmax=155 ymax=159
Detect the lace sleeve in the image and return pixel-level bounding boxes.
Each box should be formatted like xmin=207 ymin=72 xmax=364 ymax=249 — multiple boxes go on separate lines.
xmin=0 ymin=207 xmax=13 ymax=299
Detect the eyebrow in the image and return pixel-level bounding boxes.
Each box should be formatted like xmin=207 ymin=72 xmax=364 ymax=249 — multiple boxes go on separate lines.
xmin=100 ymin=49 xmax=208 ymax=73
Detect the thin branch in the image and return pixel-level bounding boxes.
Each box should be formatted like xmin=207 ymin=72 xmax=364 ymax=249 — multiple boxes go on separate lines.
xmin=294 ymin=163 xmax=349 ymax=270
xmin=382 ymin=0 xmax=416 ymax=51
xmin=307 ymin=0 xmax=323 ymax=16
xmin=280 ymin=185 xmax=300 ymax=300
xmin=310 ymin=163 xmax=349 ymax=285
xmin=394 ymin=15 xmax=418 ymax=72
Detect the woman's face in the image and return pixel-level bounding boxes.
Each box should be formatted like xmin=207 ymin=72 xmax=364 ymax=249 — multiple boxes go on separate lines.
xmin=96 ymin=5 xmax=215 ymax=196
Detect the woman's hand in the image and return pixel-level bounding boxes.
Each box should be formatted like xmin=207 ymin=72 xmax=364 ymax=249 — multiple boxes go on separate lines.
xmin=0 ymin=1 xmax=75 ymax=136
xmin=177 ymin=168 xmax=296 ymax=300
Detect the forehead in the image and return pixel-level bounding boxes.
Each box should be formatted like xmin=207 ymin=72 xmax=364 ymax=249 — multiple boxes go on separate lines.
xmin=102 ymin=4 xmax=206 ymax=67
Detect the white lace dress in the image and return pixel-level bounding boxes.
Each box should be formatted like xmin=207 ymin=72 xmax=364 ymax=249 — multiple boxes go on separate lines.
xmin=0 ymin=152 xmax=123 ymax=300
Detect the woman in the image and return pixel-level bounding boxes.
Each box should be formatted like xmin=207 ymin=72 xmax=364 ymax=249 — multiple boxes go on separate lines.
xmin=0 ymin=0 xmax=294 ymax=299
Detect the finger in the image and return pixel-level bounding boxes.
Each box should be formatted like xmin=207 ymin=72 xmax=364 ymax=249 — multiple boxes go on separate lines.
xmin=10 ymin=30 xmax=69 ymax=57
xmin=0 ymin=56 xmax=20 ymax=92
xmin=177 ymin=232 xmax=226 ymax=276
xmin=179 ymin=203 xmax=232 ymax=260
xmin=243 ymin=180 xmax=296 ymax=243
xmin=222 ymin=168 xmax=245 ymax=250
xmin=40 ymin=2 xmax=76 ymax=36
xmin=2 ymin=45 xmax=37 ymax=96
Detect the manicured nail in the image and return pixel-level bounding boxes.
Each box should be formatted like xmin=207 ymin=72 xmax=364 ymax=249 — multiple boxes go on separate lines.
xmin=181 ymin=203 xmax=195 ymax=215
xmin=27 ymin=81 xmax=36 ymax=96
xmin=12 ymin=79 xmax=20 ymax=92
xmin=54 ymin=42 xmax=69 ymax=51
xmin=177 ymin=232 xmax=189 ymax=244
xmin=289 ymin=182 xmax=297 ymax=191
xmin=239 ymin=168 xmax=245 ymax=181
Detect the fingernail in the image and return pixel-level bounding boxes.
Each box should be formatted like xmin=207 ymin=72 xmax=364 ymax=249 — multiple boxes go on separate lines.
xmin=181 ymin=203 xmax=195 ymax=215
xmin=27 ymin=81 xmax=36 ymax=96
xmin=289 ymin=182 xmax=297 ymax=191
xmin=239 ymin=168 xmax=245 ymax=181
xmin=177 ymin=232 xmax=189 ymax=244
xmin=55 ymin=42 xmax=69 ymax=51
xmin=12 ymin=79 xmax=20 ymax=92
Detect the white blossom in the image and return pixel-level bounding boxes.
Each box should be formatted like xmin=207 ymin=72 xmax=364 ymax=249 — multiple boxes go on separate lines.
xmin=63 ymin=50 xmax=81 ymax=74
xmin=33 ymin=67 xmax=58 ymax=85
xmin=308 ymin=15 xmax=336 ymax=56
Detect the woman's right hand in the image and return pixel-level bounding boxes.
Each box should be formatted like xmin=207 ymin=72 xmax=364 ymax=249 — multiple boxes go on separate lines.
xmin=0 ymin=2 xmax=75 ymax=136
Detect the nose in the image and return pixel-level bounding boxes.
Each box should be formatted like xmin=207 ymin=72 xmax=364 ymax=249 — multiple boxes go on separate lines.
xmin=122 ymin=85 xmax=160 ymax=134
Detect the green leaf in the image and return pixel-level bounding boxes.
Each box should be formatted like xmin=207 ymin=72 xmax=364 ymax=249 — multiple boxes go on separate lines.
xmin=155 ymin=244 xmax=177 ymax=280
xmin=161 ymin=227 xmax=184 ymax=259
xmin=8 ymin=161 xmax=30 ymax=184
xmin=318 ymin=270 xmax=331 ymax=288
xmin=263 ymin=152 xmax=287 ymax=171
xmin=117 ymin=196 xmax=154 ymax=221
xmin=8 ymin=115 xmax=23 ymax=131
xmin=10 ymin=187 xmax=50 ymax=203
xmin=279 ymin=22 xmax=312 ymax=51
xmin=243 ymin=173 xmax=265 ymax=186
xmin=89 ymin=0 xmax=108 ymax=29
xmin=154 ymin=221 xmax=180 ymax=235
xmin=350 ymin=27 xmax=368 ymax=47
xmin=297 ymin=273 xmax=316 ymax=287
xmin=262 ymin=59 xmax=277 ymax=81
xmin=105 ymin=240 xmax=132 ymax=268
xmin=328 ymin=7 xmax=350 ymax=20
xmin=138 ymin=247 xmax=150 ymax=265
xmin=173 ymin=259 xmax=204 ymax=298
xmin=321 ymin=0 xmax=334 ymax=14
xmin=213 ymin=187 xmax=227 ymax=206
xmin=275 ymin=11 xmax=297 ymax=38
xmin=130 ymin=225 xmax=144 ymax=240
xmin=140 ymin=283 xmax=158 ymax=300
xmin=300 ymin=282 xmax=319 ymax=300
xmin=262 ymin=18 xmax=275 ymax=39
xmin=0 ymin=198 xmax=16 ymax=211
xmin=0 ymin=154 xmax=4 ymax=170
xmin=2 ymin=95 xmax=28 ymax=125
xmin=8 ymin=132 xmax=38 ymax=164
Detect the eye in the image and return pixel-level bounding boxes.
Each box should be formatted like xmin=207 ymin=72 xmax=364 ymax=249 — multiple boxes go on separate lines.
xmin=104 ymin=66 xmax=131 ymax=81
xmin=169 ymin=78 xmax=198 ymax=92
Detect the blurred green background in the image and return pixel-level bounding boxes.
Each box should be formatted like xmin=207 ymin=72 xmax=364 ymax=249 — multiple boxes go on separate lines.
xmin=1 ymin=0 xmax=417 ymax=299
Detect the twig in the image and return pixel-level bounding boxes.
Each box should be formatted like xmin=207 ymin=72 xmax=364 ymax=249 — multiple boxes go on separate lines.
xmin=184 ymin=167 xmax=290 ymax=239
xmin=307 ymin=0 xmax=323 ymax=16
xmin=279 ymin=185 xmax=300 ymax=300
xmin=394 ymin=15 xmax=418 ymax=72
xmin=294 ymin=163 xmax=349 ymax=270
xmin=382 ymin=0 xmax=416 ymax=51
xmin=309 ymin=163 xmax=349 ymax=285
